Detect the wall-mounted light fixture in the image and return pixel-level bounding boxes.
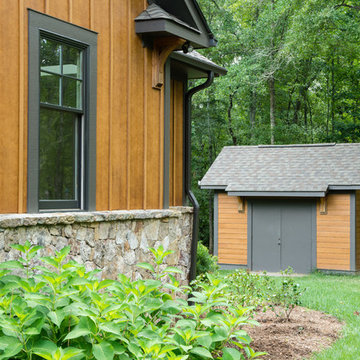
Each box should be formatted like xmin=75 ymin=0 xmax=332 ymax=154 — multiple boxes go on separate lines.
xmin=182 ymin=41 xmax=194 ymax=54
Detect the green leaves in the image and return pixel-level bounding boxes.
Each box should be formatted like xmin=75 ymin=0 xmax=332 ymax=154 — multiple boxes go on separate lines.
xmin=93 ymin=341 xmax=114 ymax=360
xmin=190 ymin=347 xmax=213 ymax=358
xmin=0 ymin=336 xmax=22 ymax=360
xmin=64 ymin=317 xmax=97 ymax=340
xmin=222 ymin=347 xmax=242 ymax=360
xmin=0 ymin=242 xmax=262 ymax=360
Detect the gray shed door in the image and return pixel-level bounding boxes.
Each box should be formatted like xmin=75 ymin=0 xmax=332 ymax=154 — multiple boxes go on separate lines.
xmin=251 ymin=199 xmax=314 ymax=273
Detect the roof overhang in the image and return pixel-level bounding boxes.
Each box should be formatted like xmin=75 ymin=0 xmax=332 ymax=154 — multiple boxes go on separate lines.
xmin=170 ymin=51 xmax=227 ymax=79
xmin=227 ymin=191 xmax=327 ymax=198
xmin=135 ymin=2 xmax=216 ymax=49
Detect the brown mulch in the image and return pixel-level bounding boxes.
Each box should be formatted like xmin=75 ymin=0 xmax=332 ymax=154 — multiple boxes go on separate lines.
xmin=244 ymin=306 xmax=344 ymax=360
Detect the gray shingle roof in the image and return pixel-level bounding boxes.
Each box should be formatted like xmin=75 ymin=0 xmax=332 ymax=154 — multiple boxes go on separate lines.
xmin=135 ymin=3 xmax=200 ymax=33
xmin=199 ymin=143 xmax=360 ymax=194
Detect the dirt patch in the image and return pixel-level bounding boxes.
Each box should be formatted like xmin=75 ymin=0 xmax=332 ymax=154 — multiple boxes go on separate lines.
xmin=244 ymin=307 xmax=344 ymax=359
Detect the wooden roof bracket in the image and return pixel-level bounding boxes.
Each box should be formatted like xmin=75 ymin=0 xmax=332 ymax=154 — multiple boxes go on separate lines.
xmin=237 ymin=196 xmax=245 ymax=213
xmin=152 ymin=37 xmax=185 ymax=89
xmin=320 ymin=196 xmax=328 ymax=215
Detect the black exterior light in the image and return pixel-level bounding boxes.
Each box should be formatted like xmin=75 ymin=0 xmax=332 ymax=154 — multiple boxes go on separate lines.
xmin=182 ymin=41 xmax=194 ymax=54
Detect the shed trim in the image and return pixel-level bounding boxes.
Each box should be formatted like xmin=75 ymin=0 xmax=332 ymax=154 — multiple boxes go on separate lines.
xmin=213 ymin=192 xmax=219 ymax=257
xmin=329 ymin=185 xmax=360 ymax=190
xmin=228 ymin=191 xmax=326 ymax=198
xmin=247 ymin=200 xmax=253 ymax=269
xmin=350 ymin=192 xmax=356 ymax=272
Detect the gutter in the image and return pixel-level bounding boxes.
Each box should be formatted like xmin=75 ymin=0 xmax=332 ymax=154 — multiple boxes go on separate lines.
xmin=185 ymin=71 xmax=214 ymax=281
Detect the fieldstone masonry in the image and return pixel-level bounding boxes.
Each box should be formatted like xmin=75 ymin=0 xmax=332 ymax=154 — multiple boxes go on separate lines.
xmin=0 ymin=207 xmax=193 ymax=283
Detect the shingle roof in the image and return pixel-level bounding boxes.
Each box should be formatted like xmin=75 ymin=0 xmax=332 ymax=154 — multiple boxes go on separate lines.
xmin=135 ymin=3 xmax=200 ymax=34
xmin=171 ymin=50 xmax=227 ymax=76
xmin=199 ymin=143 xmax=360 ymax=194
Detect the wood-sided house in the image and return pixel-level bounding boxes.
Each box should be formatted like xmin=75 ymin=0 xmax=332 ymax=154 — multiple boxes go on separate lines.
xmin=200 ymin=144 xmax=360 ymax=273
xmin=0 ymin=0 xmax=226 ymax=281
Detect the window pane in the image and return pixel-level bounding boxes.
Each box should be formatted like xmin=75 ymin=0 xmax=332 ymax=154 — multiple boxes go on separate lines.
xmin=62 ymin=44 xmax=82 ymax=78
xmin=63 ymin=78 xmax=82 ymax=109
xmin=39 ymin=109 xmax=79 ymax=201
xmin=40 ymin=72 xmax=60 ymax=105
xmin=40 ymin=38 xmax=61 ymax=74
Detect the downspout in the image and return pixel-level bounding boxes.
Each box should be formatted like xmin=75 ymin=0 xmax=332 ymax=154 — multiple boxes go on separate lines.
xmin=185 ymin=71 xmax=215 ymax=281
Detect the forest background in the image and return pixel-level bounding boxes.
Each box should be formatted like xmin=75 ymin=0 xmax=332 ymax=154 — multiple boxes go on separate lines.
xmin=192 ymin=0 xmax=360 ymax=251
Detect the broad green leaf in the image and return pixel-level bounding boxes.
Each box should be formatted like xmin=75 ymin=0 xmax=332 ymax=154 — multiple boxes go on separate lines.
xmin=10 ymin=244 xmax=25 ymax=253
xmin=32 ymin=340 xmax=57 ymax=359
xmin=196 ymin=335 xmax=213 ymax=349
xmin=190 ymin=347 xmax=213 ymax=359
xmin=0 ymin=336 xmax=23 ymax=359
xmin=63 ymin=317 xmax=96 ymax=341
xmin=136 ymin=262 xmax=155 ymax=272
xmin=93 ymin=341 xmax=114 ymax=360
xmin=222 ymin=348 xmax=241 ymax=360
xmin=61 ymin=347 xmax=85 ymax=360
xmin=48 ymin=310 xmax=65 ymax=328
xmin=24 ymin=317 xmax=45 ymax=335
xmin=64 ymin=327 xmax=91 ymax=341
xmin=99 ymin=322 xmax=121 ymax=336
xmin=0 ymin=261 xmax=24 ymax=270
xmin=163 ymin=266 xmax=183 ymax=274
xmin=40 ymin=257 xmax=59 ymax=268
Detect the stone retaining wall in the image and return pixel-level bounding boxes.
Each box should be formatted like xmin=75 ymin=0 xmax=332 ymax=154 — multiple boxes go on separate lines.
xmin=0 ymin=207 xmax=193 ymax=283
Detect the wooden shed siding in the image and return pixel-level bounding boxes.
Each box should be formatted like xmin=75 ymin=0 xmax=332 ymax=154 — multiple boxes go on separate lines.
xmin=317 ymin=194 xmax=351 ymax=271
xmin=356 ymin=191 xmax=360 ymax=270
xmin=0 ymin=0 xmax=174 ymax=213
xmin=169 ymin=80 xmax=184 ymax=206
xmin=218 ymin=193 xmax=247 ymax=265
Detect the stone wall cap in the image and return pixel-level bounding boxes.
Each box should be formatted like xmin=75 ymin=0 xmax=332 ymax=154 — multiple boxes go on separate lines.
xmin=0 ymin=207 xmax=194 ymax=229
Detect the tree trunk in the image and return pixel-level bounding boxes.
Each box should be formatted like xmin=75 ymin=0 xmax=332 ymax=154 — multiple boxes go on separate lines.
xmin=227 ymin=93 xmax=237 ymax=145
xmin=249 ymin=90 xmax=257 ymax=137
xmin=269 ymin=76 xmax=276 ymax=144
xmin=331 ymin=58 xmax=335 ymax=135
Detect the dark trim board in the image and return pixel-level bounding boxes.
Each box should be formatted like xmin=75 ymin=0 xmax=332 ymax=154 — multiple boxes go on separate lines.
xmin=28 ymin=9 xmax=97 ymax=213
xmin=350 ymin=191 xmax=356 ymax=271
xmin=228 ymin=191 xmax=326 ymax=198
xmin=219 ymin=264 xmax=248 ymax=270
xmin=247 ymin=200 xmax=253 ymax=270
xmin=213 ymin=192 xmax=219 ymax=257
xmin=163 ymin=59 xmax=171 ymax=209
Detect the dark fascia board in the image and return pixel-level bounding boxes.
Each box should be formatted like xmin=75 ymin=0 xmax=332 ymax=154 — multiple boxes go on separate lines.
xmin=135 ymin=18 xmax=211 ymax=48
xmin=170 ymin=52 xmax=227 ymax=78
xmin=328 ymin=185 xmax=360 ymax=190
xmin=227 ymin=191 xmax=326 ymax=198
xmin=200 ymin=185 xmax=227 ymax=190
xmin=185 ymin=0 xmax=217 ymax=46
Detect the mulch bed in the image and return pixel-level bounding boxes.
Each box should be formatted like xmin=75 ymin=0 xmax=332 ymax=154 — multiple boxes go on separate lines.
xmin=244 ymin=306 xmax=344 ymax=359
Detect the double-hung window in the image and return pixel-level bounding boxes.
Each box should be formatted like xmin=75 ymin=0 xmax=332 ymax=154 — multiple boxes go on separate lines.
xmin=28 ymin=10 xmax=97 ymax=212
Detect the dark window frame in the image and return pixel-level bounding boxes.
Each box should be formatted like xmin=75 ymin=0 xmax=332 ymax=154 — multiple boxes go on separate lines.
xmin=28 ymin=10 xmax=97 ymax=213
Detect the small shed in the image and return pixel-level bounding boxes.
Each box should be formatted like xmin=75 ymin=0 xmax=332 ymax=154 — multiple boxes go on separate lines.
xmin=199 ymin=144 xmax=360 ymax=273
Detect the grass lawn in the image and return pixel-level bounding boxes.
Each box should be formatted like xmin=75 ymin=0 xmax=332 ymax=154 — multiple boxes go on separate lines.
xmin=294 ymin=273 xmax=360 ymax=359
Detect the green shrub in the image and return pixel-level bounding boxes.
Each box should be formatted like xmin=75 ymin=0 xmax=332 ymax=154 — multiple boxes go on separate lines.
xmin=224 ymin=270 xmax=273 ymax=309
xmin=267 ymin=267 xmax=304 ymax=321
xmin=193 ymin=268 xmax=305 ymax=322
xmin=196 ymin=243 xmax=219 ymax=275
xmin=0 ymin=241 xmax=265 ymax=360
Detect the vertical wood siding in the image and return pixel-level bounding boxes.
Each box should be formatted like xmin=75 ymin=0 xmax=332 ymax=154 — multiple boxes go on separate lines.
xmin=0 ymin=0 xmax=172 ymax=213
xmin=169 ymin=80 xmax=184 ymax=206
xmin=317 ymin=194 xmax=351 ymax=271
xmin=218 ymin=193 xmax=247 ymax=265
xmin=356 ymin=191 xmax=360 ymax=270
